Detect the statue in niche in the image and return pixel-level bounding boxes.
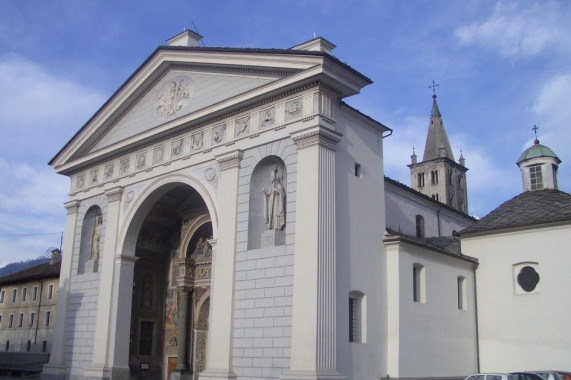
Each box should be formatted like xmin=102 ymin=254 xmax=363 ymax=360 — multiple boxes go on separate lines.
xmin=90 ymin=214 xmax=102 ymax=261
xmin=192 ymin=237 xmax=212 ymax=258
xmin=262 ymin=168 xmax=285 ymax=230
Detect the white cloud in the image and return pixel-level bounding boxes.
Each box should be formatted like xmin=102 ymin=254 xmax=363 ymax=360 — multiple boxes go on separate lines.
xmin=454 ymin=1 xmax=570 ymax=59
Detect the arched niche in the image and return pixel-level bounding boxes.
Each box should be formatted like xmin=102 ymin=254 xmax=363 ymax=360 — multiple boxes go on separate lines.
xmin=247 ymin=156 xmax=287 ymax=249
xmin=78 ymin=206 xmax=102 ymax=274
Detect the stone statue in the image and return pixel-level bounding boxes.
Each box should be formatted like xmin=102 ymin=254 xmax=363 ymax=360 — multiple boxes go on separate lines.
xmin=262 ymin=169 xmax=285 ymax=230
xmin=90 ymin=214 xmax=102 ymax=261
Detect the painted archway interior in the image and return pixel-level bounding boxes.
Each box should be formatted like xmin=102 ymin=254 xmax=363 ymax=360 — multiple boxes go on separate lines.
xmin=124 ymin=183 xmax=213 ymax=380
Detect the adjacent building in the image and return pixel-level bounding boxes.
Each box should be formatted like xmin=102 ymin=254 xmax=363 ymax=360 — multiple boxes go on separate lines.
xmin=0 ymin=250 xmax=61 ymax=354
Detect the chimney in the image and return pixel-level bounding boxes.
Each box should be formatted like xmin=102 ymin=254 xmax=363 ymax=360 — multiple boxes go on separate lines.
xmin=50 ymin=249 xmax=62 ymax=264
xmin=167 ymin=29 xmax=203 ymax=47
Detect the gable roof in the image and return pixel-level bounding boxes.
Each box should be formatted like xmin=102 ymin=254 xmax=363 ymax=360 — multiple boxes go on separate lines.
xmin=459 ymin=189 xmax=571 ymax=236
xmin=49 ymin=43 xmax=373 ymax=174
xmin=0 ymin=261 xmax=61 ymax=286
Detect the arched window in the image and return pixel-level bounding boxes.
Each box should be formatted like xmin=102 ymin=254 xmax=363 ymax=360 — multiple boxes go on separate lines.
xmin=415 ymin=215 xmax=425 ymax=238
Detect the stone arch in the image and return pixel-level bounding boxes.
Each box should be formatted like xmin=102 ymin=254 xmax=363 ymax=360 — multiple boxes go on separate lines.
xmin=78 ymin=205 xmax=102 ymax=274
xmin=119 ymin=174 xmax=218 ymax=260
xmin=247 ymin=155 xmax=287 ymax=249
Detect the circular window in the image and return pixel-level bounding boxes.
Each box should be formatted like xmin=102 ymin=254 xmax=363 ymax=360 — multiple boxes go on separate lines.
xmin=517 ymin=266 xmax=540 ymax=292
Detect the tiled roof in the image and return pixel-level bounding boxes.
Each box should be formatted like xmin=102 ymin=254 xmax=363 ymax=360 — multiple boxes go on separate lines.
xmin=459 ymin=189 xmax=571 ymax=236
xmin=0 ymin=261 xmax=61 ymax=285
xmin=384 ymin=228 xmax=478 ymax=264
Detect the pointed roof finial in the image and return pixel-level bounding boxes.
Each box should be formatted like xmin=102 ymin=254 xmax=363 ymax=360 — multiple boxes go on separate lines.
xmin=532 ymin=125 xmax=540 ymax=144
xmin=429 ymin=80 xmax=442 ymax=118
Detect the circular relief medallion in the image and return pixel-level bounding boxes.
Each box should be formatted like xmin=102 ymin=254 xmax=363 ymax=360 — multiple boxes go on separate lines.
xmin=517 ymin=266 xmax=540 ymax=292
xmin=205 ymin=167 xmax=217 ymax=182
xmin=154 ymin=76 xmax=193 ymax=119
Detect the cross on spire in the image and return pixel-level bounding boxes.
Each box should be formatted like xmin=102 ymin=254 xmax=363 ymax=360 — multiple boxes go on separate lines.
xmin=428 ymin=80 xmax=440 ymax=97
xmin=532 ymin=125 xmax=539 ymax=144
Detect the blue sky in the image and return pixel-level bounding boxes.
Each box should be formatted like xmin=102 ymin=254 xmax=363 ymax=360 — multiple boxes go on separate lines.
xmin=1 ymin=0 xmax=570 ymax=266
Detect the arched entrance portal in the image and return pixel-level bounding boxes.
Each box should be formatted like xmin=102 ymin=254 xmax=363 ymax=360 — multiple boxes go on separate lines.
xmin=127 ymin=184 xmax=213 ymax=380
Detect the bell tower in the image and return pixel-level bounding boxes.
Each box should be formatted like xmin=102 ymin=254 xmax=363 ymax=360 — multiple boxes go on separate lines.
xmin=408 ymin=84 xmax=469 ymax=214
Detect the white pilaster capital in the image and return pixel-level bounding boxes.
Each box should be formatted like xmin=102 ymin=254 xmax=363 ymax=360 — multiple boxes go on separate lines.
xmin=64 ymin=200 xmax=81 ymax=214
xmin=290 ymin=125 xmax=342 ymax=151
xmin=215 ymin=150 xmax=243 ymax=171
xmin=105 ymin=186 xmax=124 ymax=203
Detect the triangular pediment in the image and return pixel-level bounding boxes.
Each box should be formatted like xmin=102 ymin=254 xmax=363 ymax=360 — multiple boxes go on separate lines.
xmin=50 ymin=45 xmax=372 ymax=173
xmin=91 ymin=68 xmax=281 ymax=152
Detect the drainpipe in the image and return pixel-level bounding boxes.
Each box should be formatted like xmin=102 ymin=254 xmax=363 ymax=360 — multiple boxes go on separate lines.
xmin=473 ymin=263 xmax=480 ymax=372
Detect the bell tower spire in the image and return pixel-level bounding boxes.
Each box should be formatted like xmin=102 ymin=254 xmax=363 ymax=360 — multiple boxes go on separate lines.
xmin=408 ymin=83 xmax=469 ymax=214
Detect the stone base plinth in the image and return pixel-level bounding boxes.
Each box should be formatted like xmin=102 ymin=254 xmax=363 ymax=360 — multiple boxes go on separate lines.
xmin=261 ymin=229 xmax=279 ymax=248
xmin=85 ymin=259 xmax=98 ymax=273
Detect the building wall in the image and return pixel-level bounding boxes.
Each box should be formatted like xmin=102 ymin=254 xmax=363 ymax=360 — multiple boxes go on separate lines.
xmin=385 ymin=181 xmax=474 ymax=238
xmin=385 ymin=240 xmax=478 ymax=378
xmin=0 ymin=277 xmax=58 ymax=354
xmin=462 ymin=224 xmax=571 ymax=372
xmin=333 ymin=105 xmax=387 ymax=379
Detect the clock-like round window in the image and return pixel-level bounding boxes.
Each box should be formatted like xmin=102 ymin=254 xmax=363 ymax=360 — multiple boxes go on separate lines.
xmin=517 ymin=266 xmax=540 ymax=292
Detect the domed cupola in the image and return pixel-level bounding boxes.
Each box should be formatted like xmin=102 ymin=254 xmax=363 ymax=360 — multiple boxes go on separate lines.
xmin=516 ymin=126 xmax=561 ymax=191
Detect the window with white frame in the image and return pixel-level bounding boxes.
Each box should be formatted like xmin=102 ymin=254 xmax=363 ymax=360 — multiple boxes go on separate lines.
xmin=0 ymin=290 xmax=4 ymax=303
xmin=529 ymin=165 xmax=543 ymax=190
xmin=45 ymin=311 xmax=51 ymax=327
xmin=29 ymin=312 xmax=35 ymax=327
xmin=514 ymin=262 xmax=540 ymax=294
xmin=18 ymin=313 xmax=24 ymax=328
xmin=9 ymin=314 xmax=14 ymax=328
xmin=415 ymin=215 xmax=425 ymax=238
xmin=11 ymin=289 xmax=17 ymax=303
xmin=431 ymin=170 xmax=438 ymax=184
xmin=32 ymin=286 xmax=38 ymax=301
xmin=413 ymin=263 xmax=426 ymax=303
xmin=349 ymin=291 xmax=366 ymax=343
xmin=418 ymin=172 xmax=425 ymax=187
xmin=457 ymin=276 xmax=467 ymax=310
xmin=22 ymin=287 xmax=27 ymax=302
xmin=47 ymin=284 xmax=54 ymax=300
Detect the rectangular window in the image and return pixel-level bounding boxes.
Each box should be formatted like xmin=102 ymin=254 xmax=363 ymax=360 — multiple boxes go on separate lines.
xmin=0 ymin=315 xmax=2 ymax=327
xmin=139 ymin=321 xmax=154 ymax=356
xmin=349 ymin=298 xmax=358 ymax=342
xmin=0 ymin=290 xmax=4 ymax=303
xmin=413 ymin=264 xmax=425 ymax=303
xmin=22 ymin=287 xmax=27 ymax=302
xmin=32 ymin=286 xmax=38 ymax=301
xmin=9 ymin=314 xmax=14 ymax=328
xmin=11 ymin=289 xmax=17 ymax=303
xmin=5 ymin=341 xmax=9 ymax=352
xmin=44 ymin=311 xmax=51 ymax=327
xmin=29 ymin=312 xmax=35 ymax=327
xmin=18 ymin=313 xmax=24 ymax=328
xmin=530 ymin=165 xmax=543 ymax=190
xmin=47 ymin=284 xmax=54 ymax=300
xmin=552 ymin=164 xmax=558 ymax=189
xmin=26 ymin=341 xmax=31 ymax=352
xmin=457 ymin=276 xmax=467 ymax=310
xmin=431 ymin=170 xmax=438 ymax=184
xmin=354 ymin=163 xmax=362 ymax=177
xmin=42 ymin=341 xmax=47 ymax=353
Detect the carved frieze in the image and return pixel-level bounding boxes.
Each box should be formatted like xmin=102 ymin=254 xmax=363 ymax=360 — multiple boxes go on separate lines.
xmin=104 ymin=164 xmax=114 ymax=181
xmin=212 ymin=124 xmax=226 ymax=144
xmin=76 ymin=174 xmax=85 ymax=190
xmin=260 ymin=107 xmax=276 ymax=128
xmin=191 ymin=132 xmax=204 ymax=152
xmin=153 ymin=146 xmax=165 ymax=165
xmin=235 ymin=116 xmax=250 ymax=137
xmin=136 ymin=153 xmax=146 ymax=170
xmin=285 ymin=98 xmax=303 ymax=121
xmin=90 ymin=169 xmax=99 ymax=185
xmin=119 ymin=158 xmax=130 ymax=176
xmin=171 ymin=139 xmax=183 ymax=159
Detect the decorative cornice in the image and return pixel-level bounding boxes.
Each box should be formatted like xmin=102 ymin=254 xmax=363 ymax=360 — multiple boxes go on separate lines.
xmin=114 ymin=254 xmax=139 ymax=264
xmin=291 ymin=127 xmax=342 ymax=151
xmin=105 ymin=187 xmax=124 ymax=203
xmin=216 ymin=150 xmax=243 ymax=171
xmin=64 ymin=200 xmax=81 ymax=215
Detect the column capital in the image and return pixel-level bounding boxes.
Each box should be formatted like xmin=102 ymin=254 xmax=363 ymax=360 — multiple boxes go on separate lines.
xmin=290 ymin=125 xmax=342 ymax=151
xmin=64 ymin=200 xmax=81 ymax=214
xmin=216 ymin=150 xmax=243 ymax=171
xmin=114 ymin=254 xmax=139 ymax=265
xmin=105 ymin=186 xmax=124 ymax=203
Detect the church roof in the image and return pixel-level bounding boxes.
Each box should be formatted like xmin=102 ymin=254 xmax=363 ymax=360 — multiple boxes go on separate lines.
xmin=459 ymin=189 xmax=571 ymax=236
xmin=384 ymin=228 xmax=478 ymax=264
xmin=516 ymin=140 xmax=561 ymax=165
xmin=422 ymin=95 xmax=455 ymax=162
xmin=0 ymin=260 xmax=61 ymax=286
